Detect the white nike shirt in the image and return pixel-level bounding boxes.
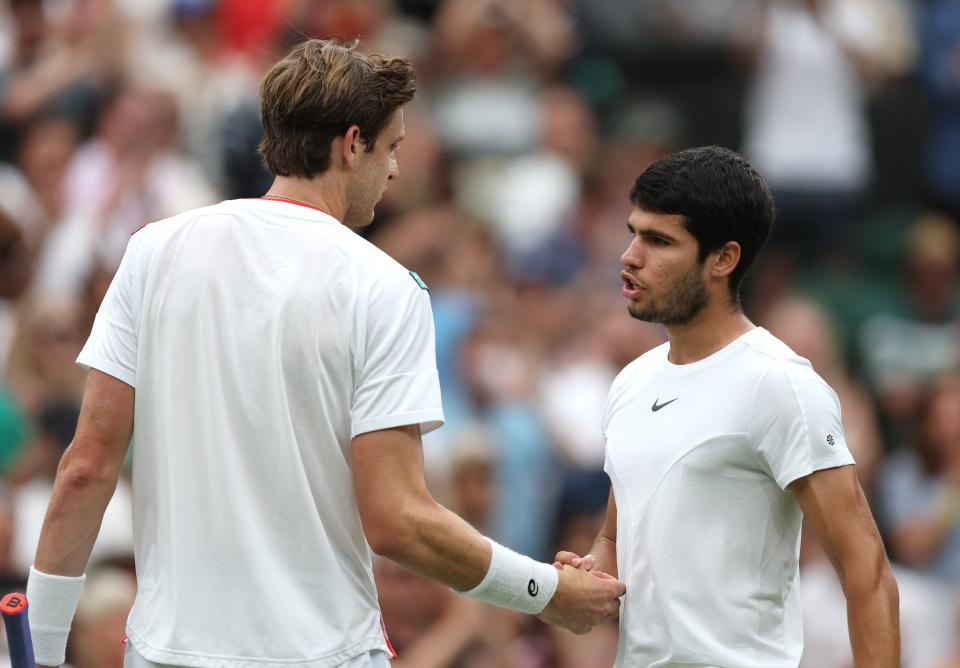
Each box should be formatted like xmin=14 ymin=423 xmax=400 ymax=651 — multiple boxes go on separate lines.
xmin=603 ymin=328 xmax=854 ymax=668
xmin=78 ymin=198 xmax=444 ymax=668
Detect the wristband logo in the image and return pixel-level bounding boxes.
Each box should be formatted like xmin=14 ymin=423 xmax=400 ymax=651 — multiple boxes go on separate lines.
xmin=528 ymin=579 xmax=539 ymax=597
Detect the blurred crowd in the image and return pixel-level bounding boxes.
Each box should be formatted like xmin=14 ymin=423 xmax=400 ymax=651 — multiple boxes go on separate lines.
xmin=0 ymin=0 xmax=958 ymax=666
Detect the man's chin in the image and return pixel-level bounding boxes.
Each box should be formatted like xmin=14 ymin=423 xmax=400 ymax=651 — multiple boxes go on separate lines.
xmin=344 ymin=210 xmax=377 ymax=229
xmin=628 ymin=301 xmax=670 ymax=324
xmin=627 ymin=304 xmax=653 ymax=322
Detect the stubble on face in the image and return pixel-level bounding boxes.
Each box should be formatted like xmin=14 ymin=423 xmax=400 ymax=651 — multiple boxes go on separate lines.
xmin=344 ymin=111 xmax=403 ymax=227
xmin=627 ymin=262 xmax=709 ymax=326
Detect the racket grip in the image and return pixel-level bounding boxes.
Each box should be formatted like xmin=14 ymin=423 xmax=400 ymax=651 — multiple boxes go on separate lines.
xmin=2 ymin=592 xmax=36 ymax=668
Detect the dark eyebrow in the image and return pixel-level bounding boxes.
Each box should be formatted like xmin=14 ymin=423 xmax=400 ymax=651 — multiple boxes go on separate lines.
xmin=641 ymin=229 xmax=676 ymax=243
xmin=627 ymin=222 xmax=677 ymax=243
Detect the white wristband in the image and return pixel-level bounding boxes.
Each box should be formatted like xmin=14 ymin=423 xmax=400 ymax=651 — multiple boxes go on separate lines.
xmin=26 ymin=566 xmax=86 ymax=666
xmin=460 ymin=539 xmax=559 ymax=615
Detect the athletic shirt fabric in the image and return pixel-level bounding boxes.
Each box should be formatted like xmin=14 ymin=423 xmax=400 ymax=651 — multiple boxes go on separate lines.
xmin=77 ymin=198 xmax=444 ymax=667
xmin=603 ymin=328 xmax=854 ymax=668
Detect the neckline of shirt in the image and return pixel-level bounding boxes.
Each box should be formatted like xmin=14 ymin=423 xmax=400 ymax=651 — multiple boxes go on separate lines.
xmin=244 ymin=197 xmax=340 ymax=224
xmin=658 ymin=327 xmax=764 ymax=376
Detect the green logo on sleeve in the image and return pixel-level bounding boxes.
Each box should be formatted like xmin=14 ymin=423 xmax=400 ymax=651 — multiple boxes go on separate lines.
xmin=409 ymin=271 xmax=429 ymax=291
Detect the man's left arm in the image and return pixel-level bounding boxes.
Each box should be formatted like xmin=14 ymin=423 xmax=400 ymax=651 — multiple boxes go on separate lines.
xmin=790 ymin=465 xmax=900 ymax=667
xmin=31 ymin=369 xmax=134 ymax=667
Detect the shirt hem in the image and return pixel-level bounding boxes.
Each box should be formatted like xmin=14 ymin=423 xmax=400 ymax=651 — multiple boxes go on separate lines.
xmin=76 ymin=352 xmax=136 ymax=388
xmin=351 ymin=409 xmax=444 ymax=439
xmin=777 ymin=455 xmax=856 ymax=490
xmin=126 ymin=627 xmax=389 ymax=668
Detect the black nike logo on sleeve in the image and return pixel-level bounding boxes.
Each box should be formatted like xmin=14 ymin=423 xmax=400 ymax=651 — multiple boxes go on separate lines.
xmin=651 ymin=397 xmax=678 ymax=412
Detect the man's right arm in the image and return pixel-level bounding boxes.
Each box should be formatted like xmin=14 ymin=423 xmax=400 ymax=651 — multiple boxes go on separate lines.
xmin=555 ymin=488 xmax=618 ymax=578
xmin=351 ymin=424 xmax=624 ymax=634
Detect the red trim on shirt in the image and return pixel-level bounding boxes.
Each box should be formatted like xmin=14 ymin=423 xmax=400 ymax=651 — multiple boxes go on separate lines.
xmin=251 ymin=196 xmax=333 ymax=217
xmin=380 ymin=617 xmax=397 ymax=659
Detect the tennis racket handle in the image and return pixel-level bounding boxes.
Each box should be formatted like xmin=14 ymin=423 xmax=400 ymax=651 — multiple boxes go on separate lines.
xmin=2 ymin=592 xmax=36 ymax=668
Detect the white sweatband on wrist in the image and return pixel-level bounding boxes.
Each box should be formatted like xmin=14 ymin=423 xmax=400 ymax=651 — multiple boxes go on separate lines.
xmin=26 ymin=565 xmax=86 ymax=667
xmin=460 ymin=539 xmax=559 ymax=614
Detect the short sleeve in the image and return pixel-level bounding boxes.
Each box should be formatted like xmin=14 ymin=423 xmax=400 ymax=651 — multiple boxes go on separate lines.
xmin=350 ymin=274 xmax=444 ymax=438
xmin=75 ymin=233 xmax=144 ymax=387
xmin=749 ymin=362 xmax=855 ymax=490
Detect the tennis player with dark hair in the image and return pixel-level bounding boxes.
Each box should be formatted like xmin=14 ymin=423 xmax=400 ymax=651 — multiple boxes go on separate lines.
xmin=556 ymin=146 xmax=900 ymax=667
xmin=26 ymin=39 xmax=624 ymax=668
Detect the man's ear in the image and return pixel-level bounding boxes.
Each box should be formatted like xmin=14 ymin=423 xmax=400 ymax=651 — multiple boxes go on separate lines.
xmin=338 ymin=125 xmax=363 ymax=169
xmin=711 ymin=241 xmax=741 ymax=279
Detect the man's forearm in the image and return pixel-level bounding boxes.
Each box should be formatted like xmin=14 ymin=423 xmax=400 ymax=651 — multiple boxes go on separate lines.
xmin=34 ymin=443 xmax=124 ymax=576
xmin=588 ymin=532 xmax=618 ymax=578
xmin=369 ymin=495 xmax=492 ymax=591
xmin=845 ymin=566 xmax=900 ymax=667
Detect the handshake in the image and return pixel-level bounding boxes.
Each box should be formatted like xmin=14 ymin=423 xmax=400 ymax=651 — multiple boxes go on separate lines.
xmin=537 ymin=551 xmax=625 ymax=635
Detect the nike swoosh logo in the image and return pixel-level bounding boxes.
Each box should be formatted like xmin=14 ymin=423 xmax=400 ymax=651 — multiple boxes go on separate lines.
xmin=651 ymin=397 xmax=678 ymax=412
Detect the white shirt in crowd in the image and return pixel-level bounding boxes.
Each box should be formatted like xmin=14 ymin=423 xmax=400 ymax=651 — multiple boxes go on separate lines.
xmin=77 ymin=198 xmax=444 ymax=668
xmin=743 ymin=1 xmax=882 ymax=191
xmin=603 ymin=328 xmax=854 ymax=668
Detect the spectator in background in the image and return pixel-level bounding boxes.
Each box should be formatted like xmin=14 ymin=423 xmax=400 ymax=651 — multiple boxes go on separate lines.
xmin=60 ymin=84 xmax=216 ymax=291
xmin=125 ymin=0 xmax=261 ymax=194
xmin=917 ymin=0 xmax=960 ymax=221
xmin=0 ymin=114 xmax=78 ymax=243
xmin=880 ymin=371 xmax=960 ymax=585
xmin=0 ymin=114 xmax=85 ymax=301
xmin=5 ymin=298 xmax=84 ymax=413
xmin=459 ymin=317 xmax=558 ymax=561
xmin=0 ymin=0 xmax=123 ymax=161
xmin=739 ymin=0 xmax=911 ymax=266
xmin=858 ymin=213 xmax=960 ymax=438
xmin=451 ymin=86 xmax=589 ymax=283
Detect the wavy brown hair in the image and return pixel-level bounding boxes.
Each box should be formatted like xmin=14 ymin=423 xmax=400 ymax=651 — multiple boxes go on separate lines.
xmin=258 ymin=39 xmax=416 ymax=178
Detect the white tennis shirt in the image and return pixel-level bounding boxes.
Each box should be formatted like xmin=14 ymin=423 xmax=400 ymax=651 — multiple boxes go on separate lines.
xmin=77 ymin=198 xmax=444 ymax=667
xmin=603 ymin=328 xmax=854 ymax=668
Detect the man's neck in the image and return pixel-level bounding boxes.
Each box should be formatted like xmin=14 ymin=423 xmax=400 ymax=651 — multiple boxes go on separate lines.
xmin=264 ymin=175 xmax=347 ymax=223
xmin=664 ymin=300 xmax=755 ymax=365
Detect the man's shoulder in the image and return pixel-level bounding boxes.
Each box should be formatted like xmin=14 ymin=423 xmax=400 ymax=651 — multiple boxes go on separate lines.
xmin=737 ymin=328 xmax=817 ymax=378
xmin=739 ymin=331 xmax=839 ymax=411
xmin=132 ymin=200 xmax=231 ymax=240
xmin=338 ymin=233 xmax=428 ymax=299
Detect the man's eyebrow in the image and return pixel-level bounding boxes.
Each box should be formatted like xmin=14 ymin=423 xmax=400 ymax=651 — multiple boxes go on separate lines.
xmin=640 ymin=228 xmax=677 ymax=242
xmin=627 ymin=222 xmax=677 ymax=242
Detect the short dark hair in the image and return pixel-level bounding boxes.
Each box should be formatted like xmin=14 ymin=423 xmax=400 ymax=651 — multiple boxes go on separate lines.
xmin=258 ymin=39 xmax=416 ymax=178
xmin=629 ymin=146 xmax=774 ymax=300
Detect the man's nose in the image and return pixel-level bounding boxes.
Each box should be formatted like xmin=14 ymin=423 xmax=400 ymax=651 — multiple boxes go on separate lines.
xmin=621 ymin=239 xmax=642 ymax=268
